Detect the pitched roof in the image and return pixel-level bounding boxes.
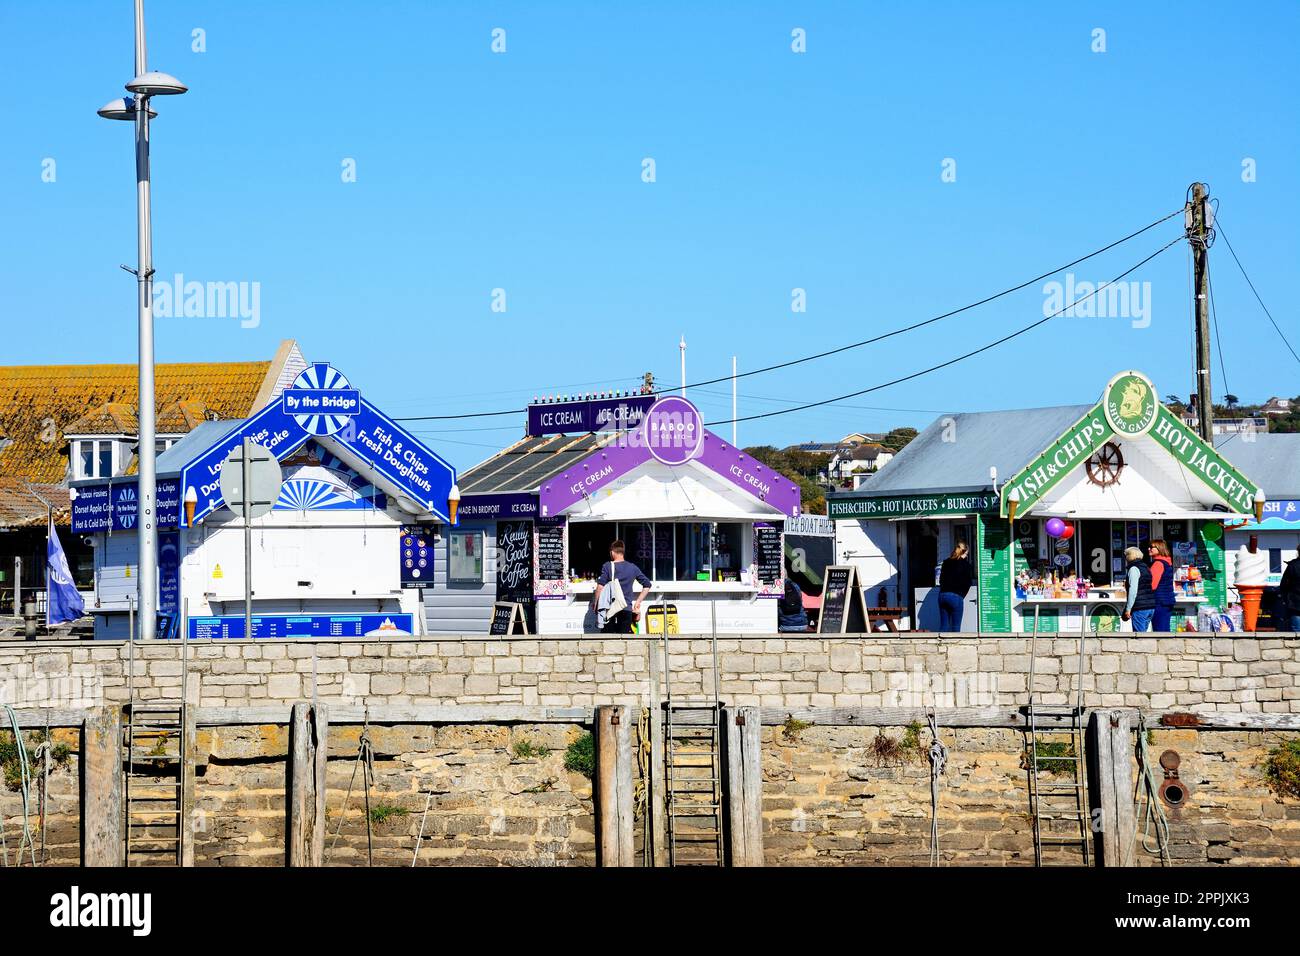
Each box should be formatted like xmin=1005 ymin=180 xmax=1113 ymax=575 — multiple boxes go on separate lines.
xmin=458 ymin=432 xmax=617 ymax=495
xmin=835 ymin=403 xmax=1096 ymax=497
xmin=1214 ymin=432 xmax=1300 ymax=498
xmin=0 ymin=479 xmax=69 ymax=529
xmin=0 ymin=348 xmax=298 ymax=485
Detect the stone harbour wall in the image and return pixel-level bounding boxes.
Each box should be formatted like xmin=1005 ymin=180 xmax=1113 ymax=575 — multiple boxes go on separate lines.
xmin=3 ymin=635 xmax=1299 ymax=714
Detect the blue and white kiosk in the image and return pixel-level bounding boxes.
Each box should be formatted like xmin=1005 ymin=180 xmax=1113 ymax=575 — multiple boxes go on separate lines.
xmin=71 ymin=363 xmax=457 ymax=639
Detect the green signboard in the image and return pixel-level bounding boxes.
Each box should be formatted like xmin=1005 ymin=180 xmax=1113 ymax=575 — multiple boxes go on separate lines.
xmin=977 ymin=514 xmax=1012 ymax=632
xmin=1000 ymin=404 xmax=1113 ymax=516
xmin=1150 ymin=406 xmax=1259 ymax=513
xmin=829 ymin=492 xmax=998 ymax=520
xmin=1195 ymin=520 xmax=1227 ymax=609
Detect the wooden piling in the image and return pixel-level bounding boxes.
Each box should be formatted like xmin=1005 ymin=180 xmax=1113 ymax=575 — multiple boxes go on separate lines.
xmin=595 ymin=704 xmax=636 ymax=866
xmin=81 ymin=705 xmax=123 ymax=867
xmin=724 ymin=705 xmax=764 ymax=866
xmin=287 ymin=702 xmax=327 ymax=867
xmin=1088 ymin=709 xmax=1136 ymax=866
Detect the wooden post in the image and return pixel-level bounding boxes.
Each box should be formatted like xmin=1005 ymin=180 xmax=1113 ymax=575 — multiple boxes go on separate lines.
xmin=724 ymin=705 xmax=764 ymax=866
xmin=81 ymin=705 xmax=123 ymax=867
xmin=287 ymin=702 xmax=327 ymax=867
xmin=1088 ymin=709 xmax=1136 ymax=867
xmin=647 ymin=639 xmax=668 ymax=867
xmin=595 ymin=704 xmax=636 ymax=867
xmin=180 ymin=703 xmax=197 ymax=866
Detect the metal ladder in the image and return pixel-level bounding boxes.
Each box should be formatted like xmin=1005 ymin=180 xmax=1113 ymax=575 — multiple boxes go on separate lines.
xmin=661 ymin=602 xmax=724 ymax=866
xmin=123 ymin=626 xmax=189 ymax=867
xmin=1025 ymin=626 xmax=1091 ymax=867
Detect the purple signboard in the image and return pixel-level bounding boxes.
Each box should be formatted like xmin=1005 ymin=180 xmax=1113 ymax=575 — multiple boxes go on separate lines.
xmin=527 ymin=395 xmax=654 ymax=437
xmin=537 ymin=397 xmax=801 ymax=517
xmin=457 ymin=493 xmax=540 ymax=521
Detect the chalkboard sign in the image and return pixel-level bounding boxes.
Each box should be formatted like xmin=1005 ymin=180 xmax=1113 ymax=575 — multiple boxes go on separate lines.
xmin=537 ymin=521 xmax=566 ymax=583
xmin=754 ymin=524 xmax=782 ymax=585
xmin=496 ymin=520 xmax=535 ymax=632
xmin=817 ymin=565 xmax=870 ymax=634
xmin=490 ymin=601 xmax=529 ymax=636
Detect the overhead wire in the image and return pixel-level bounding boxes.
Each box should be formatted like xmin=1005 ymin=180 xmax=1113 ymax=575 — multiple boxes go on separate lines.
xmin=392 ymin=209 xmax=1185 ymax=422
xmin=1214 ymin=219 xmax=1300 ymax=367
xmin=702 ymin=235 xmax=1183 ymax=427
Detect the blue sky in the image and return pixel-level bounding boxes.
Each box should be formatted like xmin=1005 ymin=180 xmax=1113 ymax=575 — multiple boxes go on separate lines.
xmin=3 ymin=1 xmax=1297 ymax=470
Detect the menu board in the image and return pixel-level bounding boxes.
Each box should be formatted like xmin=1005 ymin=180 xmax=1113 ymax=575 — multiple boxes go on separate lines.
xmin=496 ymin=521 xmax=535 ymax=632
xmin=977 ymin=515 xmax=1012 ymax=632
xmin=400 ymin=526 xmax=434 ymax=588
xmin=754 ymin=524 xmax=782 ymax=585
xmin=490 ymin=602 xmax=527 ymax=636
xmin=537 ymin=521 xmax=566 ymax=583
xmin=817 ymin=565 xmax=869 ymax=634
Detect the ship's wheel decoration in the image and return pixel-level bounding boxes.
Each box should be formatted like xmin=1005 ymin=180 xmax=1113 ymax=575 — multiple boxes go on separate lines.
xmin=1086 ymin=441 xmax=1125 ymax=487
xmin=290 ymin=363 xmax=353 ymax=436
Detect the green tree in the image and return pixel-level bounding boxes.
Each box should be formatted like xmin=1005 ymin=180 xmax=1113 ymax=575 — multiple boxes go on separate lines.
xmin=880 ymin=427 xmax=918 ymax=453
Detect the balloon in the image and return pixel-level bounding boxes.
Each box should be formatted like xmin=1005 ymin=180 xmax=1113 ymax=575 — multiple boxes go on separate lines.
xmin=1060 ymin=522 xmax=1075 ymax=540
xmin=1045 ymin=517 xmax=1066 ymax=537
xmin=1201 ymin=521 xmax=1223 ymax=542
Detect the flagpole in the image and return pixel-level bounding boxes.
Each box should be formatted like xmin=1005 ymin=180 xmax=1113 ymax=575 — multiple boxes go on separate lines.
xmin=45 ymin=506 xmax=52 ymax=629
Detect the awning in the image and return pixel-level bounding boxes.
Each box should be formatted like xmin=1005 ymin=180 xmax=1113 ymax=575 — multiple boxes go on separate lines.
xmin=1035 ymin=509 xmax=1246 ymax=521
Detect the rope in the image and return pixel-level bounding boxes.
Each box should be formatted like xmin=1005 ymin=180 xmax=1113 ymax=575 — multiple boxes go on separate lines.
xmin=411 ymin=790 xmax=434 ymax=867
xmin=1134 ymin=713 xmax=1171 ymax=865
xmin=328 ymin=718 xmax=376 ymax=866
xmin=926 ymin=710 xmax=948 ymax=867
xmin=635 ymin=707 xmax=651 ymax=866
xmin=2 ymin=705 xmax=37 ymax=867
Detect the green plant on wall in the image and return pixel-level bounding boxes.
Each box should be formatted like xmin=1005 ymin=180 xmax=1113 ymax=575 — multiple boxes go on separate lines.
xmin=1263 ymin=740 xmax=1300 ymax=799
xmin=1022 ymin=740 xmax=1076 ymax=776
xmin=367 ymin=803 xmax=410 ymax=825
xmin=1 ymin=730 xmax=72 ymax=792
xmin=512 ymin=739 xmax=551 ymax=760
xmin=564 ymin=732 xmax=595 ymax=778
xmin=781 ymin=715 xmax=812 ymax=744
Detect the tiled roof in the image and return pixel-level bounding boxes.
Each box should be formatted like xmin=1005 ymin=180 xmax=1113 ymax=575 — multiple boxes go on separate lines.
xmin=0 ymin=479 xmax=69 ymax=529
xmin=0 ymin=359 xmax=273 ymax=485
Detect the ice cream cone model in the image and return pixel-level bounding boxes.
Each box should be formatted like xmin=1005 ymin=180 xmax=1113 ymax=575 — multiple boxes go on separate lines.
xmin=1235 ymin=544 xmax=1270 ymax=631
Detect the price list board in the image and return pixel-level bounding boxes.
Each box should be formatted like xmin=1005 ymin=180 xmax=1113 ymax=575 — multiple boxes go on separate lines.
xmin=977 ymin=515 xmax=1012 ymax=633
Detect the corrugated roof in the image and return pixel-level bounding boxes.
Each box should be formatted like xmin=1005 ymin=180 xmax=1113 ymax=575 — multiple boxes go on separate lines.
xmin=1214 ymin=432 xmax=1300 ymax=498
xmin=459 ymin=432 xmax=618 ymax=495
xmin=836 ymin=404 xmax=1096 ymax=497
xmin=0 ymin=359 xmax=273 ymax=484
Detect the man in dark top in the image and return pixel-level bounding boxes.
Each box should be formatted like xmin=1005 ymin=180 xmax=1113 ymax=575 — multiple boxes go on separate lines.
xmin=1280 ymin=554 xmax=1300 ymax=632
xmin=1121 ymin=546 xmax=1156 ymax=632
xmin=778 ymin=573 xmax=809 ymax=632
xmin=593 ymin=539 xmax=652 ymax=633
xmin=938 ymin=542 xmax=973 ymax=632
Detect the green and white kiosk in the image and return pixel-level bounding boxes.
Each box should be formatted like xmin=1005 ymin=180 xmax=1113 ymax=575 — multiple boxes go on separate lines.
xmin=829 ymin=371 xmax=1263 ymax=633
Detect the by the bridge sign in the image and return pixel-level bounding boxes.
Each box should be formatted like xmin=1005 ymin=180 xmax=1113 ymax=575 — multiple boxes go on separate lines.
xmin=282 ymin=364 xmax=360 ymax=436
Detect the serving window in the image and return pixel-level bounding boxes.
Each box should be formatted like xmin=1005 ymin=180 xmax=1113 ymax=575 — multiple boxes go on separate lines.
xmin=567 ymin=520 xmax=752 ymax=582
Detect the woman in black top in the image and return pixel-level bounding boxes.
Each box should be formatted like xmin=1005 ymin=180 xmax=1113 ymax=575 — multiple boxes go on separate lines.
xmin=938 ymin=542 xmax=973 ymax=632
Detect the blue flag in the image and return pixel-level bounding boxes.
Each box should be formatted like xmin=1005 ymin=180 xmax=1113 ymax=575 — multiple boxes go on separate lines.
xmin=47 ymin=514 xmax=85 ymax=626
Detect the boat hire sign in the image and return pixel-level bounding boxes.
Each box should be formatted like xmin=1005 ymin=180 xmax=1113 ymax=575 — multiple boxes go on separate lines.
xmin=1000 ymin=370 xmax=1260 ymax=517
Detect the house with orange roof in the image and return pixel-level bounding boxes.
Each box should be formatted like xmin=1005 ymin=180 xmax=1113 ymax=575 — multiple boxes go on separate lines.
xmin=0 ymin=340 xmax=307 ymax=611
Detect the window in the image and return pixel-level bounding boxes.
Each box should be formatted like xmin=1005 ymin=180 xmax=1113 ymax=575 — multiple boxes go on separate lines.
xmin=448 ymin=530 xmax=484 ymax=583
xmin=79 ymin=442 xmax=94 ymax=479
xmin=75 ymin=439 xmax=115 ymax=479
xmin=98 ymin=442 xmax=113 ymax=478
xmin=568 ymin=520 xmax=750 ymax=582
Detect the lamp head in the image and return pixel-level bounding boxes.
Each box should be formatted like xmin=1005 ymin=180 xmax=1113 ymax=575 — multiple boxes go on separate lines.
xmin=126 ymin=71 xmax=188 ymax=96
xmin=97 ymin=96 xmax=157 ymax=121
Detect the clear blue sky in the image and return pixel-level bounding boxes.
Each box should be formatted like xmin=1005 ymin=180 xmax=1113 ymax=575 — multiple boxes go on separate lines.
xmin=3 ymin=1 xmax=1297 ymax=470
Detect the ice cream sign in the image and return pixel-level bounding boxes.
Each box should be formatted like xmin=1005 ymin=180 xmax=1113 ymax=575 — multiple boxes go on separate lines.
xmin=539 ymin=396 xmax=801 ymax=517
xmin=177 ymin=363 xmax=456 ymax=525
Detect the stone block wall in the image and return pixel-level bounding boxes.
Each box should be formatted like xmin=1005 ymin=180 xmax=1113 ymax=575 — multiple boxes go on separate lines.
xmin=3 ymin=635 xmax=1299 ymax=714
xmin=0 ymin=727 xmax=80 ymax=867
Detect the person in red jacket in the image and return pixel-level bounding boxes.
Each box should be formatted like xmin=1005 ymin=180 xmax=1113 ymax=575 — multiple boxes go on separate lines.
xmin=1148 ymin=539 xmax=1176 ymax=632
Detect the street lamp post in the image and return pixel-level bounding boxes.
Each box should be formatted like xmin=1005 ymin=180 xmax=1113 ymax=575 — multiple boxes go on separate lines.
xmin=98 ymin=0 xmax=186 ymax=639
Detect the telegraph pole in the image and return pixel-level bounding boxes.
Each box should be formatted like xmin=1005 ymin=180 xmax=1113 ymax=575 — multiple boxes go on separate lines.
xmin=1187 ymin=182 xmax=1215 ymax=444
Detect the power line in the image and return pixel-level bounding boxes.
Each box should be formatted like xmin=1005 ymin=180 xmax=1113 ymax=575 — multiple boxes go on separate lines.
xmin=1207 ymin=266 xmax=1230 ymax=399
xmin=1214 ymin=219 xmax=1300 ymax=367
xmin=392 ymin=209 xmax=1183 ymax=422
xmin=702 ymin=236 xmax=1182 ymax=427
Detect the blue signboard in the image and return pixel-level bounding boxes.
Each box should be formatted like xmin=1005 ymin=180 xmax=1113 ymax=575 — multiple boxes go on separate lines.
xmin=283 ymin=364 xmax=360 ymax=436
xmin=72 ymin=478 xmax=181 ymax=533
xmin=457 ymin=493 xmax=539 ymax=521
xmin=527 ymin=395 xmax=654 ymax=437
xmin=340 ymin=399 xmax=456 ymax=520
xmin=158 ymin=530 xmax=180 ymax=621
xmin=186 ymin=612 xmax=415 ymax=640
xmin=179 ymin=401 xmax=311 ymax=525
xmin=400 ymin=526 xmax=434 ymax=588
